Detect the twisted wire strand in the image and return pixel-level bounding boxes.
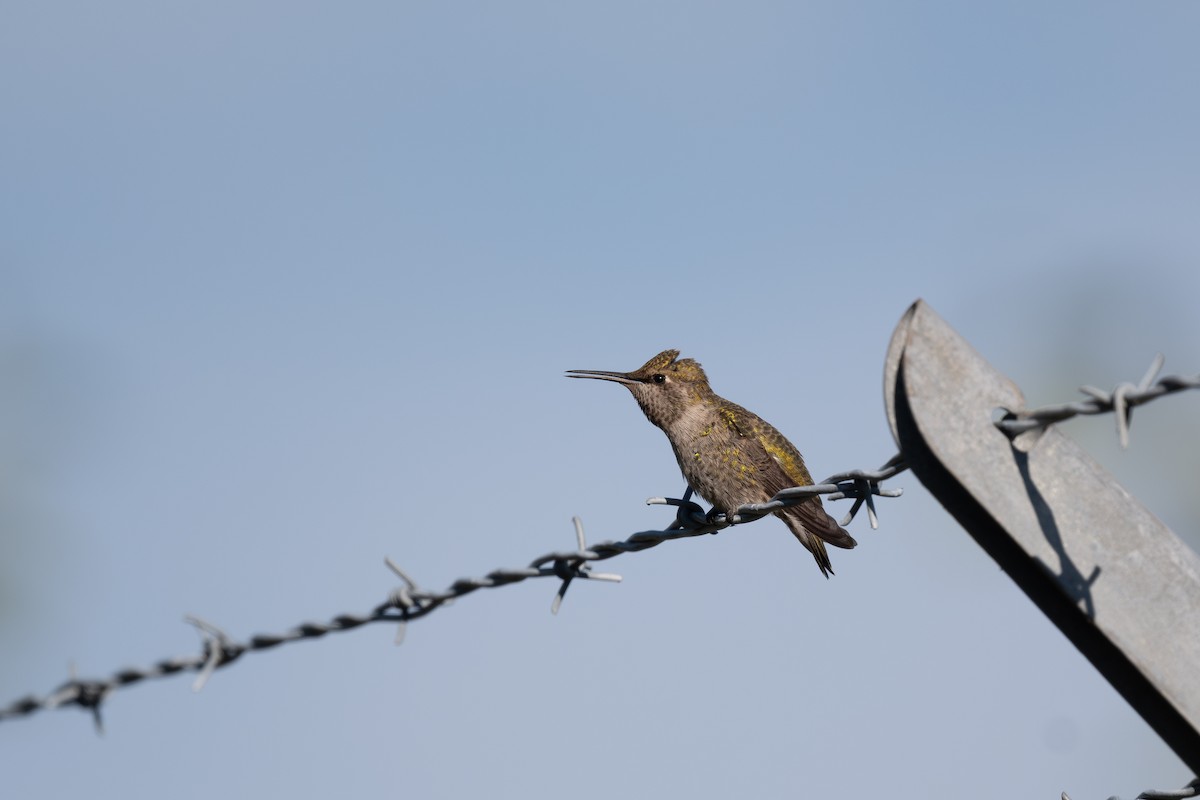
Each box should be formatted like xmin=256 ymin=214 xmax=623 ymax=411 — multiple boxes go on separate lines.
xmin=995 ymin=354 xmax=1199 ymax=447
xmin=1062 ymin=777 xmax=1200 ymax=800
xmin=0 ymin=456 xmax=905 ymax=727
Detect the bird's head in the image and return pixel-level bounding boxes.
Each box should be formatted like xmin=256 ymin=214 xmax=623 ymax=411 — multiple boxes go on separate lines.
xmin=567 ymin=349 xmax=712 ymax=428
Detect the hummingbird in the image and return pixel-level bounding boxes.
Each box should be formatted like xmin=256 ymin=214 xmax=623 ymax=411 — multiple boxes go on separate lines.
xmin=567 ymin=349 xmax=857 ymax=577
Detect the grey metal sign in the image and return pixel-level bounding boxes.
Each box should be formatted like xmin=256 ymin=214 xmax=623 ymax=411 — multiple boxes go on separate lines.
xmin=885 ymin=300 xmax=1200 ymax=772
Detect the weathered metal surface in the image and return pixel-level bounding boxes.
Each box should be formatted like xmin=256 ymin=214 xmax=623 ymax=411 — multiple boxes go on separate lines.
xmin=885 ymin=300 xmax=1200 ymax=772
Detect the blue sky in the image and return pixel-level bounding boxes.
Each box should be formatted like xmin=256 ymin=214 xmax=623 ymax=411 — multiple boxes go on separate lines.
xmin=3 ymin=2 xmax=1199 ymax=798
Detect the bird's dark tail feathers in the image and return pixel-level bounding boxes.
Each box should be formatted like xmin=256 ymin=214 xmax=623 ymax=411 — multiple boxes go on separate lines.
xmin=779 ymin=499 xmax=857 ymax=579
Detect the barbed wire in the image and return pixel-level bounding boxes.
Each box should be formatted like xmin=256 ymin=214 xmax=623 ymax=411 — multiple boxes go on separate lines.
xmin=995 ymin=354 xmax=1200 ymax=447
xmin=1063 ymin=777 xmax=1200 ymax=800
xmin=0 ymin=455 xmax=906 ymax=729
xmin=2 ymin=355 xmax=1193 ymax=735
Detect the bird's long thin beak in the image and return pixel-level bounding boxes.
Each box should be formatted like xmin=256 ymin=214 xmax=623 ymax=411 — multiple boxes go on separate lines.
xmin=565 ymin=369 xmax=640 ymax=385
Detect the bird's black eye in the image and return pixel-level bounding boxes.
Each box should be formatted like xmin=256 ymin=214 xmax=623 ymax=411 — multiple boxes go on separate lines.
xmin=652 ymin=373 xmax=666 ymax=384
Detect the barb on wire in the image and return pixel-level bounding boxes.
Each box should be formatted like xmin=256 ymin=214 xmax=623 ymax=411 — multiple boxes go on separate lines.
xmin=185 ymin=616 xmax=242 ymax=693
xmin=996 ymin=355 xmax=1199 ymax=447
xmin=1062 ymin=776 xmax=1200 ymax=800
xmin=0 ymin=455 xmax=904 ymax=728
xmin=741 ymin=452 xmax=908 ymax=529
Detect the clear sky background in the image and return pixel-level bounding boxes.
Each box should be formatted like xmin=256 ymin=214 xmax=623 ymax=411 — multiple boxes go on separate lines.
xmin=2 ymin=2 xmax=1199 ymax=798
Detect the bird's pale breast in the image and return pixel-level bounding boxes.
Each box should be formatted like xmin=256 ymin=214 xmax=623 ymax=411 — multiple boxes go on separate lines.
xmin=666 ymin=400 xmax=770 ymax=512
